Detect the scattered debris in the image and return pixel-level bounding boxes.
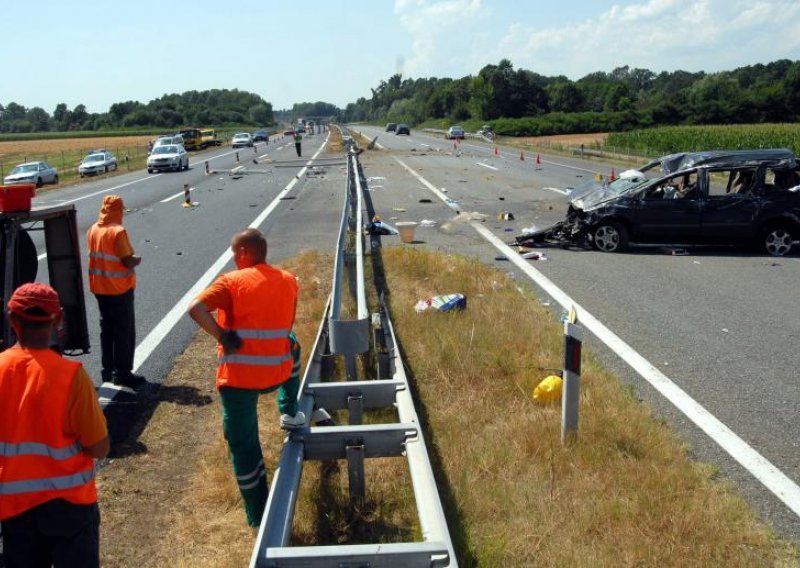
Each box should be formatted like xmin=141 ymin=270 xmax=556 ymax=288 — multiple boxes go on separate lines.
xmin=392 ymin=207 xmax=406 ymax=212
xmin=532 ymin=375 xmax=562 ymax=404
xmin=504 ymin=228 xmax=514 ymax=232
xmin=722 ymin=328 xmax=729 ymax=333
xmin=497 ymin=212 xmax=515 ymax=221
xmin=414 ymin=293 xmax=467 ymax=313
xmin=279 ymin=196 xmax=296 ymax=200
xmin=495 ymin=255 xmax=509 ymax=261
xmin=499 ymin=197 xmax=505 ymax=201
xmin=419 ymin=219 xmax=437 ymax=227
xmin=662 ymin=248 xmax=689 ymax=256
xmin=367 ymin=176 xmax=387 ymax=182
xmin=521 ymin=226 xmax=537 ymax=234
xmin=419 ymin=198 xmax=433 ymax=203
xmin=521 ymin=251 xmax=547 ymax=261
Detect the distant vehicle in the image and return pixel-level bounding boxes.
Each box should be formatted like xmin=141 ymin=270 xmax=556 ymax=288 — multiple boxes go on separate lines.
xmin=78 ymin=152 xmax=117 ymax=177
xmin=147 ymin=144 xmax=189 ymax=173
xmin=283 ymin=128 xmax=295 ymax=136
xmin=200 ymin=129 xmax=221 ymax=148
xmin=178 ymin=127 xmax=203 ymax=150
xmin=385 ymin=123 xmax=397 ymax=132
xmin=3 ymin=161 xmax=58 ymax=187
xmin=252 ymin=130 xmax=269 ymax=142
xmin=152 ymin=136 xmax=183 ymax=151
xmin=395 ymin=123 xmax=410 ymax=135
xmin=477 ymin=125 xmax=494 ymax=139
xmin=445 ymin=126 xmax=465 ymax=140
xmin=516 ymin=148 xmax=800 ymax=257
xmin=232 ymin=133 xmax=254 ymax=148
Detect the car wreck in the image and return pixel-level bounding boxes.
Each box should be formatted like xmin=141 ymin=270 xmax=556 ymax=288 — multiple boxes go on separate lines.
xmin=515 ymin=149 xmax=800 ymax=256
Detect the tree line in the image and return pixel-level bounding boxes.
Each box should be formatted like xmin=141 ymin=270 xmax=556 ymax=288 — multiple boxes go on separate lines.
xmin=342 ymin=58 xmax=800 ymax=134
xmin=0 ymin=89 xmax=275 ymax=133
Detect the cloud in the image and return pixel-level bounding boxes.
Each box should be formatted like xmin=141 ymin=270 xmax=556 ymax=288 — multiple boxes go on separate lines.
xmin=489 ymin=0 xmax=800 ymax=79
xmin=394 ymin=0 xmax=487 ymax=77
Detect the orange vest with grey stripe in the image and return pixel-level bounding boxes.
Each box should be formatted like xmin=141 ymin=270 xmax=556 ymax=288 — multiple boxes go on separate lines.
xmin=87 ymin=223 xmax=136 ymax=295
xmin=0 ymin=346 xmax=96 ymax=520
xmin=215 ymin=264 xmax=298 ymax=390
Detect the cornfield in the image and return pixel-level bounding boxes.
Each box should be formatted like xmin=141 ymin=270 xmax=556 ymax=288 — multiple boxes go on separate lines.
xmin=606 ymin=123 xmax=800 ymax=156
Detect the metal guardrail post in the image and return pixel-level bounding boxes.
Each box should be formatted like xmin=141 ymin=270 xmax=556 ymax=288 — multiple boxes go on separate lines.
xmin=561 ymin=321 xmax=583 ymax=444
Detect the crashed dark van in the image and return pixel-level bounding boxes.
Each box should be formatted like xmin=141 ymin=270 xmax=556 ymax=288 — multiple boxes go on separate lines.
xmin=517 ymin=149 xmax=800 ymax=256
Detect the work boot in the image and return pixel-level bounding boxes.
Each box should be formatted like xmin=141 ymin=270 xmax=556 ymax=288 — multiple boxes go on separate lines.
xmin=279 ymin=411 xmax=306 ymax=430
xmin=113 ymin=373 xmax=146 ymax=388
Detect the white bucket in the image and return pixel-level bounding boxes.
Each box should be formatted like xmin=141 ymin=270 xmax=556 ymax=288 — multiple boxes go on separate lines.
xmin=395 ymin=221 xmax=418 ymax=243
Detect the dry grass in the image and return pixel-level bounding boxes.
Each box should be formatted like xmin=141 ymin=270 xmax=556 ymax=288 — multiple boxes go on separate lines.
xmin=99 ymin=246 xmax=798 ymax=567
xmin=0 ymin=135 xmax=154 ymax=156
xmin=379 ymin=246 xmax=797 ymax=567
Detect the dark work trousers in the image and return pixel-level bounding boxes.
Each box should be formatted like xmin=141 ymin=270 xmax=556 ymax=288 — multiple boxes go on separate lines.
xmin=1 ymin=499 xmax=100 ymax=568
xmin=95 ymin=288 xmax=136 ymax=379
xmin=295 ymin=142 xmax=302 ymax=157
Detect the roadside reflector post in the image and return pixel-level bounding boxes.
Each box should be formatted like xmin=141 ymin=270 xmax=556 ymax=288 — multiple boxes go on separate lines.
xmin=235 ymin=151 xmax=240 ymax=163
xmin=348 ymin=394 xmax=363 ymax=426
xmin=561 ymin=320 xmax=582 ymax=445
xmin=254 ymin=145 xmax=258 ymax=154
xmin=204 ymin=161 xmax=209 ymax=175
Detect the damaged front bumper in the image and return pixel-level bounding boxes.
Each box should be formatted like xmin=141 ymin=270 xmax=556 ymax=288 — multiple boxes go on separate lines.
xmin=513 ymin=206 xmax=592 ymax=248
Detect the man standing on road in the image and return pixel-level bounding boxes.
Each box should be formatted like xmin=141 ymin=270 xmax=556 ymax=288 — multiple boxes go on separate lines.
xmin=0 ymin=283 xmax=109 ymax=568
xmin=294 ymin=131 xmax=302 ymax=157
xmin=188 ymin=228 xmax=306 ymax=527
xmin=87 ymin=194 xmax=144 ymax=388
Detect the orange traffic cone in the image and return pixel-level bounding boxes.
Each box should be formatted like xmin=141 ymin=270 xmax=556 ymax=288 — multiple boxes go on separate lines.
xmin=610 ymin=168 xmax=616 ymax=181
xmin=520 ymin=151 xmax=525 ymax=161
xmin=535 ymin=153 xmax=542 ymax=170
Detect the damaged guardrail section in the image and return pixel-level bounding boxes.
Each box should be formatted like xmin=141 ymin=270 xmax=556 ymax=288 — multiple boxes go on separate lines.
xmin=249 ymin=129 xmax=456 ymax=567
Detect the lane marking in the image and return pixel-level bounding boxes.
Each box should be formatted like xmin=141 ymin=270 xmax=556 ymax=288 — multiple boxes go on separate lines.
xmin=394 ymin=155 xmax=800 ymax=519
xmin=543 ymin=186 xmax=569 ymax=195
xmin=476 ymin=162 xmax=498 ymax=171
xmin=126 ymin=135 xmax=331 ymax=384
xmin=37 ymin=252 xmax=47 ymax=261
xmin=160 ymin=186 xmax=195 ymax=203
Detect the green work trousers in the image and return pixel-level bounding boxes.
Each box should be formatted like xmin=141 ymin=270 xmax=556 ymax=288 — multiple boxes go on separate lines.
xmin=218 ymin=337 xmax=301 ymax=526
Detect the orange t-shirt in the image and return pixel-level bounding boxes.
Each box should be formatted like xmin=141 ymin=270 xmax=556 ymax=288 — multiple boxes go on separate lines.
xmin=65 ymin=366 xmax=108 ymax=447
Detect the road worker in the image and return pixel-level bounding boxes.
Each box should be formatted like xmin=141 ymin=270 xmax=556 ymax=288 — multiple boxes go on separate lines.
xmin=87 ymin=195 xmax=144 ymax=388
xmin=294 ymin=131 xmax=302 ymax=157
xmin=0 ymin=283 xmax=109 ymax=568
xmin=188 ymin=228 xmax=306 ymax=527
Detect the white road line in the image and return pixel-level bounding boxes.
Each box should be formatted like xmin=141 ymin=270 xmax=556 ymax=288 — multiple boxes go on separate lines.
xmin=543 ymin=186 xmax=569 ymax=195
xmin=476 ymin=162 xmax=499 ymax=171
xmin=394 ymin=156 xmax=800 ymax=519
xmin=37 ymin=252 xmax=47 ymax=261
xmin=127 ymin=134 xmax=330 ymax=378
xmin=160 ymin=187 xmax=194 ymax=203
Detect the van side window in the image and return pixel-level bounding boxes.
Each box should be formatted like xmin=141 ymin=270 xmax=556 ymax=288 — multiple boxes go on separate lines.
xmin=766 ymin=167 xmax=800 ymax=193
xmin=709 ymin=168 xmax=757 ymax=197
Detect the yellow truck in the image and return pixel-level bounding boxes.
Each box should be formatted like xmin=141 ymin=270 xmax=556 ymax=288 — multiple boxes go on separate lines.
xmin=179 ymin=127 xmax=203 ymax=150
xmin=200 ymin=129 xmax=222 ymax=148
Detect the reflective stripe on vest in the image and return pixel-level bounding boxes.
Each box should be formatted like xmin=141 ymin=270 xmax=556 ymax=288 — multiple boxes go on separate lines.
xmin=0 ymin=441 xmax=82 ymax=460
xmin=89 ymin=251 xmax=122 ymax=262
xmin=217 ymin=353 xmax=292 ymax=366
xmin=235 ymin=328 xmax=290 ymax=340
xmin=88 ymin=267 xmax=134 ymax=279
xmin=0 ymin=467 xmax=95 ymax=496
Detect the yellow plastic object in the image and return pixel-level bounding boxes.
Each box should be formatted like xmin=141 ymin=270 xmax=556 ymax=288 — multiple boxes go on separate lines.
xmin=532 ymin=375 xmax=563 ymax=404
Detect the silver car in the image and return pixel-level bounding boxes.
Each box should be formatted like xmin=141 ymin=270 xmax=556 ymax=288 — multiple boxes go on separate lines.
xmin=147 ymin=144 xmax=188 ymax=173
xmin=4 ymin=161 xmax=58 ymax=187
xmin=232 ymin=133 xmax=253 ymax=148
xmin=78 ymin=152 xmax=118 ymax=177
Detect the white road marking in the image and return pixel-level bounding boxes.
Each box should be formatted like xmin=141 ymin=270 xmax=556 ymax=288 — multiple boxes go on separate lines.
xmin=127 ymin=134 xmax=331 ymax=378
xmin=394 ymin=155 xmax=800 ymax=520
xmin=542 ymin=186 xmax=569 ymax=195
xmin=476 ymin=162 xmax=498 ymax=171
xmin=160 ymin=186 xmax=195 ymax=203
xmin=37 ymin=252 xmax=47 ymax=261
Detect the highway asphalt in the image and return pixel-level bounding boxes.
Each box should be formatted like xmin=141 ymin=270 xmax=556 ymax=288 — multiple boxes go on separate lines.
xmin=351 ymin=124 xmax=800 ymax=543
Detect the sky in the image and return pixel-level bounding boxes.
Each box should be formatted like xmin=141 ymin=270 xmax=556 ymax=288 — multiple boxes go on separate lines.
xmin=3 ymin=0 xmax=800 ymax=114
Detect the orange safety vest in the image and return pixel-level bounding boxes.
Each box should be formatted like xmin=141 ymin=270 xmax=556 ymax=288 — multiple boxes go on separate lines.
xmin=87 ymin=223 xmax=136 ymax=295
xmin=215 ymin=265 xmax=298 ymax=390
xmin=0 ymin=346 xmax=96 ymax=520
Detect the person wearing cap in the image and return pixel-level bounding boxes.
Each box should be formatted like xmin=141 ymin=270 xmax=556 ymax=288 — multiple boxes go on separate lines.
xmin=187 ymin=228 xmax=305 ymax=527
xmin=0 ymin=283 xmax=108 ymax=568
xmin=87 ymin=194 xmax=144 ymax=388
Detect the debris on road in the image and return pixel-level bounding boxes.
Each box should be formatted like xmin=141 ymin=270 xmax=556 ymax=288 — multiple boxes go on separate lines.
xmin=521 ymin=251 xmax=547 ymax=260
xmin=498 ymin=211 xmax=515 ymax=220
xmin=419 ymin=198 xmax=433 ymax=203
xmin=495 ymin=255 xmax=509 ymax=261
xmin=414 ymin=293 xmax=467 ymax=313
xmin=419 ymin=219 xmax=437 ymax=227
xmin=392 ymin=207 xmax=406 ymax=212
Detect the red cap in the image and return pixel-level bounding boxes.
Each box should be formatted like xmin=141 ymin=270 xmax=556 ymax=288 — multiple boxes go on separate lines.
xmin=7 ymin=283 xmax=62 ymax=321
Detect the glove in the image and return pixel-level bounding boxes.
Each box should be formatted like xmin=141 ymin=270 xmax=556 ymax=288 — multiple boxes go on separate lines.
xmin=219 ymin=329 xmax=243 ymax=355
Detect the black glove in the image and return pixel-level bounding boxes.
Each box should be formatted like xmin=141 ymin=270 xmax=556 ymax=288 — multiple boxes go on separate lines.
xmin=219 ymin=329 xmax=243 ymax=355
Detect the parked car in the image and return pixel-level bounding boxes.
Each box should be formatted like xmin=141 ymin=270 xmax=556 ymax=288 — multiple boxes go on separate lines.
xmin=232 ymin=133 xmax=254 ymax=148
xmin=395 ymin=123 xmax=411 ymax=135
xmin=78 ymin=152 xmax=117 ymax=177
xmin=445 ymin=125 xmax=465 ymax=140
xmin=253 ymin=130 xmax=269 ymax=142
xmin=516 ymin=149 xmax=800 ymax=257
xmin=385 ymin=123 xmax=397 ymax=132
xmin=3 ymin=161 xmax=58 ymax=187
xmin=147 ymin=144 xmax=189 ymax=173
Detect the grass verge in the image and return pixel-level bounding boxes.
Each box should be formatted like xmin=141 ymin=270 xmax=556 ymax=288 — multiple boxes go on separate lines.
xmin=98 ymin=246 xmax=797 ymax=567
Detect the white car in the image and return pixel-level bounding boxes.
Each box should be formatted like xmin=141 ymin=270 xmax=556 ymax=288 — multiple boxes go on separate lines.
xmin=147 ymin=144 xmax=188 ymax=173
xmin=4 ymin=161 xmax=58 ymax=187
xmin=232 ymin=133 xmax=253 ymax=148
xmin=78 ymin=152 xmax=118 ymax=177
